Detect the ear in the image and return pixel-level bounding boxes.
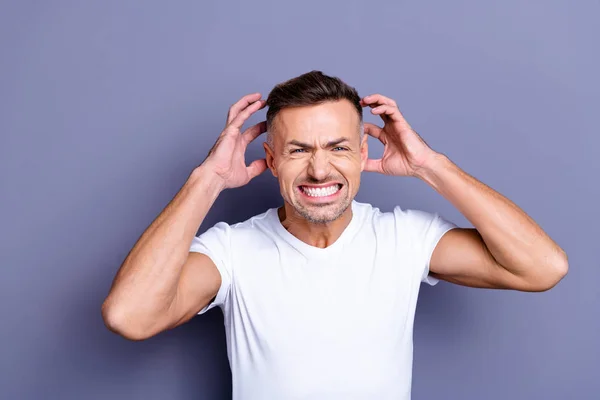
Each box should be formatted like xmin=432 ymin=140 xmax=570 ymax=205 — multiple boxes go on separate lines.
xmin=359 ymin=132 xmax=368 ymax=171
xmin=263 ymin=142 xmax=278 ymax=177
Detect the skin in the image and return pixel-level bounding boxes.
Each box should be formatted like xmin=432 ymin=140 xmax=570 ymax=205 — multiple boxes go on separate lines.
xmin=103 ymin=90 xmax=569 ymax=341
xmin=101 ymin=94 xmax=271 ymax=340
xmin=261 ymin=92 xmax=568 ymax=291
xmin=359 ymin=93 xmax=568 ymax=291
xmin=263 ymin=100 xmax=368 ymax=248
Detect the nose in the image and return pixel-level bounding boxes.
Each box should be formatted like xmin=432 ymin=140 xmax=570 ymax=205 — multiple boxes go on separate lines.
xmin=307 ymin=150 xmax=332 ymax=181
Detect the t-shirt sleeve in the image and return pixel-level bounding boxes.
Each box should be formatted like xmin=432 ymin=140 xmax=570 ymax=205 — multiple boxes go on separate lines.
xmin=189 ymin=221 xmax=232 ymax=314
xmin=394 ymin=207 xmax=458 ymax=286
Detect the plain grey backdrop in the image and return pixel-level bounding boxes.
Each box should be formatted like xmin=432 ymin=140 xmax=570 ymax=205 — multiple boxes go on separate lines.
xmin=1 ymin=1 xmax=598 ymax=399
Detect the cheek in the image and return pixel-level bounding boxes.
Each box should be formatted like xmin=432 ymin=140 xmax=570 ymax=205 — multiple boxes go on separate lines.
xmin=332 ymin=158 xmax=362 ymax=179
xmin=277 ymin=161 xmax=305 ymax=185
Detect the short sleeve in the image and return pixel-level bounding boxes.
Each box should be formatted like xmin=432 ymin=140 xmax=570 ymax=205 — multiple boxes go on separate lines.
xmin=394 ymin=207 xmax=458 ymax=286
xmin=189 ymin=221 xmax=232 ymax=314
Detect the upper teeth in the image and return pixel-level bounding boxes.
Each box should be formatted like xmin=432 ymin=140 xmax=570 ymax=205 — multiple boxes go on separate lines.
xmin=303 ymin=185 xmax=339 ymax=197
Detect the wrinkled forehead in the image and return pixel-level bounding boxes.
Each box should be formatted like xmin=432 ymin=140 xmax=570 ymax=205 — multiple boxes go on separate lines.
xmin=270 ymin=100 xmax=362 ymax=146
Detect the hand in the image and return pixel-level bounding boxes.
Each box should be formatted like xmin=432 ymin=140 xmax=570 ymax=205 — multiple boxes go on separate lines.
xmin=202 ymin=93 xmax=268 ymax=189
xmin=360 ymin=94 xmax=438 ymax=177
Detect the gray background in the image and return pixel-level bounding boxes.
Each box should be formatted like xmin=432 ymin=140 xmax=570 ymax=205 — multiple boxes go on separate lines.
xmin=1 ymin=1 xmax=598 ymax=399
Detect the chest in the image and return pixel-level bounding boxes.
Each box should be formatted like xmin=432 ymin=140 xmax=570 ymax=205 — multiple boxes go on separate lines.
xmin=226 ymin=243 xmax=422 ymax=397
xmin=228 ymin=243 xmax=420 ymax=353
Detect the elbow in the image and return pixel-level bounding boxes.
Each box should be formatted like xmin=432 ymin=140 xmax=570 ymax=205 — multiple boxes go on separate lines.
xmin=552 ymin=251 xmax=569 ymax=285
xmin=530 ymin=252 xmax=569 ymax=292
xmin=556 ymin=251 xmax=569 ymax=278
xmin=101 ymin=302 xmax=154 ymax=341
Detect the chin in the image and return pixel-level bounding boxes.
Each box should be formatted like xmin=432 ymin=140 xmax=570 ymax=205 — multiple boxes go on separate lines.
xmin=299 ymin=207 xmax=348 ymax=224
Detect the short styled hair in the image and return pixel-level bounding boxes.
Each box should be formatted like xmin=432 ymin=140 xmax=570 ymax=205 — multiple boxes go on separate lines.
xmin=265 ymin=70 xmax=363 ymax=148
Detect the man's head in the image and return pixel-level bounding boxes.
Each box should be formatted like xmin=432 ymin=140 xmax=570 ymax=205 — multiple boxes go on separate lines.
xmin=263 ymin=70 xmax=368 ymax=224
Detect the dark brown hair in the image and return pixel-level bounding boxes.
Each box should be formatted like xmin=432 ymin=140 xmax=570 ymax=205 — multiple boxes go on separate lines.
xmin=265 ymin=70 xmax=362 ymax=147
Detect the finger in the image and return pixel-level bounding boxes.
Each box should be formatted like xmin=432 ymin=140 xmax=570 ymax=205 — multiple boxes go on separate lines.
xmin=241 ymin=121 xmax=267 ymax=146
xmin=360 ymin=94 xmax=397 ymax=108
xmin=371 ymin=104 xmax=395 ymax=116
xmin=229 ymin=99 xmax=267 ymax=131
xmin=363 ymin=122 xmax=384 ymax=140
xmin=227 ymin=93 xmax=262 ymax=125
xmin=370 ymin=104 xmax=405 ymax=123
xmin=246 ymin=158 xmax=267 ymax=180
xmin=364 ymin=158 xmax=383 ymax=173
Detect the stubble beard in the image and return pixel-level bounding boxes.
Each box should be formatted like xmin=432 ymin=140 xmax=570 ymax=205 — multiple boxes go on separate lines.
xmin=291 ymin=187 xmax=353 ymax=224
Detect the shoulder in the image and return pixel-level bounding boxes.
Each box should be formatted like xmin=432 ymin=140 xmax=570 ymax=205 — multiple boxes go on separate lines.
xmin=351 ymin=201 xmax=383 ymax=222
xmin=353 ymin=201 xmax=454 ymax=239
xmin=392 ymin=206 xmax=442 ymax=229
xmin=193 ymin=208 xmax=273 ymax=243
xmin=229 ymin=208 xmax=275 ymax=236
xmin=350 ymin=201 xmax=399 ymax=240
xmin=352 ymin=200 xmax=428 ymax=227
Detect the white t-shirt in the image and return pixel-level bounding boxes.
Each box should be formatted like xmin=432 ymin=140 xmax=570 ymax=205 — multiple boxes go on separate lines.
xmin=189 ymin=201 xmax=457 ymax=400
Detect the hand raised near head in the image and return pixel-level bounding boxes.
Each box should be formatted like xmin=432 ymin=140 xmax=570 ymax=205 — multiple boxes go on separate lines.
xmin=360 ymin=94 xmax=437 ymax=177
xmin=202 ymin=93 xmax=268 ymax=189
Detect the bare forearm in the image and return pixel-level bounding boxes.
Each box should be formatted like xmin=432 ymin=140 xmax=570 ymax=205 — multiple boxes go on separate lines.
xmin=102 ymin=166 xmax=224 ymax=334
xmin=415 ymin=153 xmax=568 ymax=277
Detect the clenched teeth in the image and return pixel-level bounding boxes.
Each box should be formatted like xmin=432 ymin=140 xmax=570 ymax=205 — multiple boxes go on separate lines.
xmin=300 ymin=184 xmax=341 ymax=197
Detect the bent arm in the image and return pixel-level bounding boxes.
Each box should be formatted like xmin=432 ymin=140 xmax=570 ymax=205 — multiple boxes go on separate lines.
xmin=101 ymin=166 xmax=224 ymax=340
xmin=417 ymin=153 xmax=568 ymax=291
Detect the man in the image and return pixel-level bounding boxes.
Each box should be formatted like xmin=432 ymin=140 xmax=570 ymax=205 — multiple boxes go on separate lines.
xmin=102 ymin=71 xmax=568 ymax=399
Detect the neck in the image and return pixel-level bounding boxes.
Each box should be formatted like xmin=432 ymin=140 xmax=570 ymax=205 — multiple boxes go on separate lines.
xmin=277 ymin=203 xmax=353 ymax=248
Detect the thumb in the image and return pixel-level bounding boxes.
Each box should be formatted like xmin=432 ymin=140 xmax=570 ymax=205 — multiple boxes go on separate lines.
xmin=246 ymin=158 xmax=268 ymax=180
xmin=364 ymin=158 xmax=383 ymax=173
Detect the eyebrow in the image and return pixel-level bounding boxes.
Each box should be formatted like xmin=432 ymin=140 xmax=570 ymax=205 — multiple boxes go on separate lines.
xmin=286 ymin=137 xmax=350 ymax=149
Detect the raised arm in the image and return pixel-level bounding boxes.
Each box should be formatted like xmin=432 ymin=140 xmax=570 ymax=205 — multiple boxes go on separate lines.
xmin=421 ymin=154 xmax=567 ymax=291
xmin=360 ymin=93 xmax=568 ymax=292
xmin=101 ymin=93 xmax=268 ymax=340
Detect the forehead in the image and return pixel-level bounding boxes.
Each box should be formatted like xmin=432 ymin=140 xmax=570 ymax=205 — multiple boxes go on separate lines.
xmin=272 ymin=100 xmax=360 ymax=143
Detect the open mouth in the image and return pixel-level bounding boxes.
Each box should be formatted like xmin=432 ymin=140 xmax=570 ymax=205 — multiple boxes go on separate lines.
xmin=298 ymin=183 xmax=343 ymax=198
